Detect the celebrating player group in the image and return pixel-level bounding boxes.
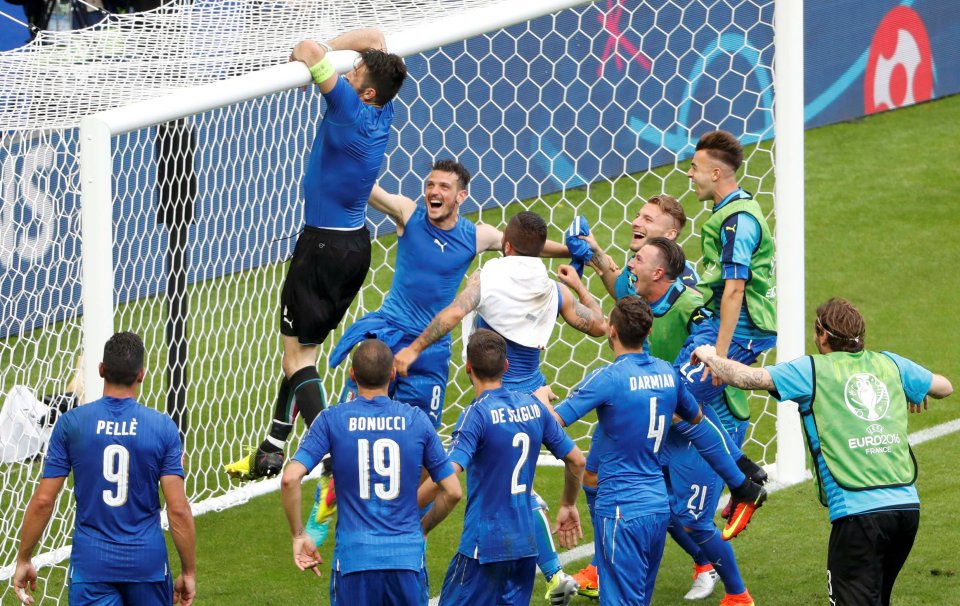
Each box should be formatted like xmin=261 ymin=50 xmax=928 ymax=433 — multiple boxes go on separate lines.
xmin=13 ymin=26 xmax=952 ymax=606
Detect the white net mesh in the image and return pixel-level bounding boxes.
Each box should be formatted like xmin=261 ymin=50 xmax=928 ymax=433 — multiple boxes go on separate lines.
xmin=0 ymin=0 xmax=779 ymax=600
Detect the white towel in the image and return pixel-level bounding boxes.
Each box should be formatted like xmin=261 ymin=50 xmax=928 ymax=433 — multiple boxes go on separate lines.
xmin=0 ymin=386 xmax=51 ymax=463
xmin=476 ymin=256 xmax=559 ymax=349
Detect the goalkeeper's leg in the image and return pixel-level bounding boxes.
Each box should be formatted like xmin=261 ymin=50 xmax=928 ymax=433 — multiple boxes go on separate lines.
xmin=225 ymin=342 xmax=326 ymax=480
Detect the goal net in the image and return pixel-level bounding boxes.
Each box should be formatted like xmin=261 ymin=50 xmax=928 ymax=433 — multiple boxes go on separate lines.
xmin=0 ymin=0 xmax=799 ymax=600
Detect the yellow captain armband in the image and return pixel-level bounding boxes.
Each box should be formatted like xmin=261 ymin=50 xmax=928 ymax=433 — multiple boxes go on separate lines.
xmin=309 ymin=56 xmax=335 ymax=85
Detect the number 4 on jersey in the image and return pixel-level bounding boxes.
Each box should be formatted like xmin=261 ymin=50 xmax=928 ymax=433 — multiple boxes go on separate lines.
xmin=648 ymin=397 xmax=665 ymax=453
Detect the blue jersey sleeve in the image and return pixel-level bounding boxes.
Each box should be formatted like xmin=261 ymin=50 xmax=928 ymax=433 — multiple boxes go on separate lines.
xmin=555 ymin=367 xmax=609 ymax=426
xmin=448 ymin=405 xmax=485 ymax=472
xmin=292 ymin=410 xmax=332 ymax=472
xmin=159 ymin=416 xmax=185 ymax=478
xmin=675 ymin=378 xmax=702 ymax=422
xmin=420 ymin=414 xmax=455 ymax=482
xmin=42 ymin=415 xmax=71 ymax=478
xmin=614 ymin=269 xmax=637 ymax=300
xmin=881 ymin=351 xmax=934 ymax=404
xmin=767 ymin=356 xmax=815 ymax=407
xmin=539 ymin=402 xmax=575 ymax=459
xmin=321 ymin=76 xmax=362 ymax=124
xmin=720 ymin=213 xmax=760 ymax=280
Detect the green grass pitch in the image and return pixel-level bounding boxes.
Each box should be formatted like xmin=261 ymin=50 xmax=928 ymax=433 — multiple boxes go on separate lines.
xmin=8 ymin=91 xmax=960 ymax=605
xmin=175 ymin=94 xmax=960 ymax=605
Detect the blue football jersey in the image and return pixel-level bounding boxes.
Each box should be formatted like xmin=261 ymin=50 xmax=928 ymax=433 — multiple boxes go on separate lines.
xmin=448 ymin=388 xmax=574 ymax=563
xmin=292 ymin=396 xmax=454 ymax=573
xmin=554 ymin=353 xmax=700 ymax=519
xmin=379 ymin=205 xmax=477 ymax=335
xmin=301 ymin=76 xmax=395 ymax=229
xmin=42 ymin=396 xmax=184 ymax=583
xmin=474 ymin=284 xmax=562 ymax=393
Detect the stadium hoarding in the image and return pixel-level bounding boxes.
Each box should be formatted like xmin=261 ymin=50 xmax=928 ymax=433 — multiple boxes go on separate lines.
xmin=0 ymin=0 xmax=957 ymax=338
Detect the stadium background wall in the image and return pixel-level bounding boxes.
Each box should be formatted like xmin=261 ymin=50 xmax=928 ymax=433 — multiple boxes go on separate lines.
xmin=0 ymin=0 xmax=956 ymax=337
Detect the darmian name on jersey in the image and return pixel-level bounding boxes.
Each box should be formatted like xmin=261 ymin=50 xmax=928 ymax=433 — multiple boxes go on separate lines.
xmin=347 ymin=416 xmax=407 ymax=431
xmin=490 ymin=403 xmax=542 ymax=425
xmin=629 ymin=373 xmax=675 ymax=391
xmin=95 ymin=419 xmax=138 ymax=436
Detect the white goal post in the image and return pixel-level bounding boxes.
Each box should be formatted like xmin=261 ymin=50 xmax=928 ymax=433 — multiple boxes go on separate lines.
xmin=78 ymin=0 xmax=598 ymax=404
xmin=0 ymin=0 xmax=809 ymax=596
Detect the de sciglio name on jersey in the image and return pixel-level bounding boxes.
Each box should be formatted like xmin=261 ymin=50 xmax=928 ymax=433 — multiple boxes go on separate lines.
xmin=490 ymin=403 xmax=542 ymax=425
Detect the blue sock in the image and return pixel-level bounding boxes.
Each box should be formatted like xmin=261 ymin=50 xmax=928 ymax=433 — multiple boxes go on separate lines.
xmin=583 ymin=484 xmax=598 ymax=567
xmin=675 ymin=416 xmax=746 ymax=489
xmin=532 ymin=493 xmax=562 ymax=580
xmin=668 ymin=519 xmax=709 ymax=566
xmin=690 ymin=526 xmax=746 ymax=594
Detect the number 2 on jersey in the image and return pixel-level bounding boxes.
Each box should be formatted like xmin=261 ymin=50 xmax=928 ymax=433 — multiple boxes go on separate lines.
xmin=102 ymin=444 xmax=130 ymax=507
xmin=358 ymin=438 xmax=401 ymax=500
xmin=511 ymin=432 xmax=530 ymax=494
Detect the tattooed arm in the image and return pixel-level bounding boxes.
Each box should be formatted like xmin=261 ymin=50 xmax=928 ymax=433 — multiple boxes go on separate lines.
xmin=691 ymin=344 xmax=775 ymax=391
xmin=580 ymin=233 xmax=622 ymax=299
xmin=395 ymin=270 xmax=481 ymax=376
xmin=557 ymin=265 xmax=608 ymax=337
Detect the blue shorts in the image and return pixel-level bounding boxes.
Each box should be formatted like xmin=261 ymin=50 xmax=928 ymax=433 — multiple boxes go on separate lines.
xmin=68 ymin=577 xmax=172 ymax=606
xmin=674 ymin=331 xmax=770 ymax=413
xmin=330 ymin=568 xmax=427 ymax=606
xmin=438 ymin=553 xmax=536 ymax=606
xmin=668 ymin=421 xmax=748 ymax=530
xmin=596 ymin=511 xmax=669 ymax=606
xmin=335 ymin=313 xmax=451 ymax=428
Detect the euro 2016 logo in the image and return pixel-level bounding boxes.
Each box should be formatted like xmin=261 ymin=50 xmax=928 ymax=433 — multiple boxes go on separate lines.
xmin=864 ymin=6 xmax=934 ymax=115
xmin=843 ymin=373 xmax=891 ymax=421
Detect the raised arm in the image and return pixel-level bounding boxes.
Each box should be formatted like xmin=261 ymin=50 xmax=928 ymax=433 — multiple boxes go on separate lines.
xmin=581 ymin=233 xmax=622 ymax=299
xmin=368 ymin=184 xmax=417 ymax=229
xmin=475 ymin=223 xmax=568 ymax=258
xmin=395 ymin=270 xmax=482 ymax=376
xmin=476 ymin=223 xmax=504 ymax=253
xmin=541 ymin=238 xmax=571 ymax=258
xmin=928 ymin=374 xmax=954 ymax=399
xmin=692 ymin=344 xmax=775 ymax=391
xmin=290 ymin=28 xmax=387 ymax=94
xmin=160 ymin=475 xmax=197 ymax=606
xmin=327 ymin=27 xmax=387 ymax=52
xmin=557 ymin=266 xmax=607 ymax=337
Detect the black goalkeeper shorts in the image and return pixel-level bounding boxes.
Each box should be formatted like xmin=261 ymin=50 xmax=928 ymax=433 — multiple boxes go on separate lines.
xmin=827 ymin=508 xmax=920 ymax=606
xmin=280 ymin=225 xmax=371 ymax=345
